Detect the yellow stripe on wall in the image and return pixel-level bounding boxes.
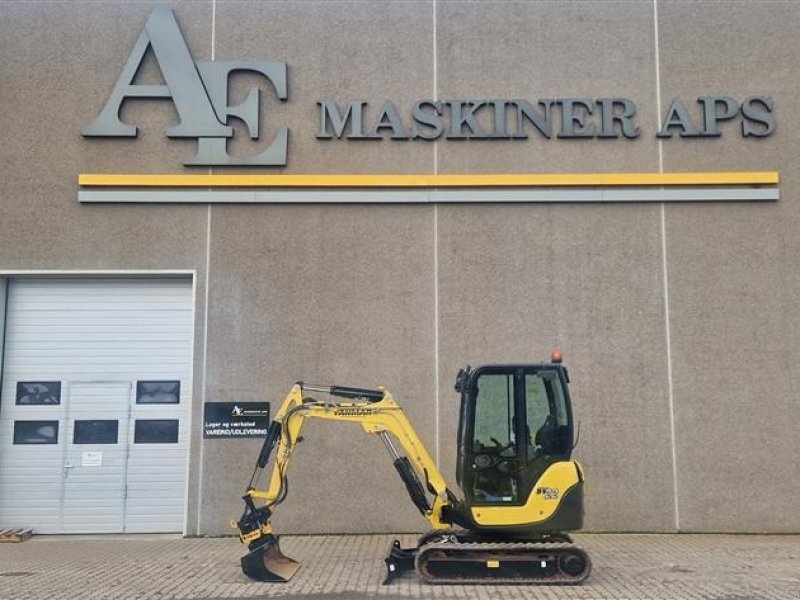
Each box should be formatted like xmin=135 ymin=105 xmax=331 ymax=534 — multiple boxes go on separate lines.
xmin=78 ymin=172 xmax=780 ymax=189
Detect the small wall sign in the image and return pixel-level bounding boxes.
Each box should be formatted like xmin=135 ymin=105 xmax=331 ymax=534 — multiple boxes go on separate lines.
xmin=203 ymin=402 xmax=270 ymax=439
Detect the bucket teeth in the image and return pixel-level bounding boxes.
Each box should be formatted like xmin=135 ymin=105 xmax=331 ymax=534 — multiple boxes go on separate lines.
xmin=241 ymin=535 xmax=301 ymax=582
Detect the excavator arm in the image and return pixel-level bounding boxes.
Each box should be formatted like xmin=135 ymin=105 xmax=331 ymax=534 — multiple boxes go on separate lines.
xmin=234 ymin=382 xmax=454 ymax=581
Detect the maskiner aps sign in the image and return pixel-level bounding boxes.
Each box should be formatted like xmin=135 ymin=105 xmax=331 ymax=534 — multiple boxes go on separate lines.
xmin=82 ymin=5 xmax=775 ymax=168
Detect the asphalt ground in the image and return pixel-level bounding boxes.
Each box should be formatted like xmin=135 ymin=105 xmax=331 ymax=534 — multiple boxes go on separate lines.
xmin=0 ymin=533 xmax=798 ymax=600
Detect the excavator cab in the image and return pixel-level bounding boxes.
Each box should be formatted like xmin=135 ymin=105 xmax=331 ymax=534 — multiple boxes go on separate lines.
xmin=453 ymin=360 xmax=582 ymax=537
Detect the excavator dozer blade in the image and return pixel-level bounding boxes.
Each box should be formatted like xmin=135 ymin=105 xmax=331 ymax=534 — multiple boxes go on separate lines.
xmin=241 ymin=536 xmax=301 ymax=582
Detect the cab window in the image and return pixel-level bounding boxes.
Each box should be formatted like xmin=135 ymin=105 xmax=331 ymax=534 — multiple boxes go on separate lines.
xmin=525 ymin=372 xmax=570 ymax=457
xmin=470 ymin=373 xmax=519 ymax=504
xmin=474 ymin=374 xmax=514 ymax=450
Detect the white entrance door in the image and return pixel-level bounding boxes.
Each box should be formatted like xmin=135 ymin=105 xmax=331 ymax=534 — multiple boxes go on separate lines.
xmin=62 ymin=381 xmax=132 ymax=533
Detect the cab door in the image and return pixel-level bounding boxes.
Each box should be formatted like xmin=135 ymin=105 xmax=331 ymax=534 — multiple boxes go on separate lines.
xmin=461 ymin=367 xmax=523 ymax=506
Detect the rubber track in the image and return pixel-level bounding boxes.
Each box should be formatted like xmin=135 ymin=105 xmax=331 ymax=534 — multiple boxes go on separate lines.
xmin=415 ymin=541 xmax=591 ymax=585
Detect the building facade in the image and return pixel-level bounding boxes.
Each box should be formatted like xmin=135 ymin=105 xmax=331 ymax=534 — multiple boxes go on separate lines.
xmin=0 ymin=1 xmax=797 ymax=536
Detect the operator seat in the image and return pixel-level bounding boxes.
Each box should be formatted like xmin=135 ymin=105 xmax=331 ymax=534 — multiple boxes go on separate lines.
xmin=535 ymin=414 xmax=558 ymax=455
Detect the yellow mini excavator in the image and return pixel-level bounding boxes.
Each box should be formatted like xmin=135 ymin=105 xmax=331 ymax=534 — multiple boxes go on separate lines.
xmin=234 ymin=354 xmax=591 ymax=584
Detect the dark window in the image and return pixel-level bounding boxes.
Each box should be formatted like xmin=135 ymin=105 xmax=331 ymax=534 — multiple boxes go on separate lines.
xmin=16 ymin=381 xmax=61 ymax=405
xmin=73 ymin=420 xmax=118 ymax=444
xmin=136 ymin=381 xmax=180 ymax=404
xmin=13 ymin=421 xmax=59 ymax=444
xmin=134 ymin=419 xmax=179 ymax=444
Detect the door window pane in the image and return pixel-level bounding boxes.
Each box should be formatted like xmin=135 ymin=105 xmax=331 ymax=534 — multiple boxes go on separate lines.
xmin=134 ymin=419 xmax=179 ymax=444
xmin=16 ymin=381 xmax=61 ymax=405
xmin=474 ymin=374 xmax=515 ymax=448
xmin=526 ymin=372 xmax=570 ymax=456
xmin=73 ymin=420 xmax=118 ymax=444
xmin=525 ymin=374 xmax=550 ymax=434
xmin=471 ymin=373 xmax=518 ymax=503
xmin=13 ymin=421 xmax=59 ymax=444
xmin=136 ymin=381 xmax=180 ymax=404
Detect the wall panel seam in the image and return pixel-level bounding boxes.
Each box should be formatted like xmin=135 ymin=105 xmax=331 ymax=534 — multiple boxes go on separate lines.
xmin=196 ymin=0 xmax=217 ymax=537
xmin=654 ymin=0 xmax=681 ymax=533
xmin=433 ymin=0 xmax=440 ymax=466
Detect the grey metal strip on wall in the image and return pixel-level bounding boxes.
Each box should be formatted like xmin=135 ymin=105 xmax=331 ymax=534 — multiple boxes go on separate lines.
xmin=78 ymin=188 xmax=779 ymax=204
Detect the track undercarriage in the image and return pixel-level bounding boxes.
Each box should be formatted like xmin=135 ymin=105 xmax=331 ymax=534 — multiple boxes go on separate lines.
xmin=384 ymin=531 xmax=591 ymax=585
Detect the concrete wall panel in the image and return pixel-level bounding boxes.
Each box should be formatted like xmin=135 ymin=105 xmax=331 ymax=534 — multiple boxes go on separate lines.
xmin=201 ymin=204 xmax=436 ymax=534
xmin=434 ymin=1 xmax=677 ymax=531
xmin=201 ymin=1 xmax=439 ymax=534
xmin=436 ymin=203 xmax=676 ymax=531
xmin=658 ymin=1 xmax=800 ymax=531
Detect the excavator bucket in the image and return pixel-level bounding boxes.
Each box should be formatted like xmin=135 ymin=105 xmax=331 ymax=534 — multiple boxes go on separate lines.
xmin=241 ymin=536 xmax=301 ymax=582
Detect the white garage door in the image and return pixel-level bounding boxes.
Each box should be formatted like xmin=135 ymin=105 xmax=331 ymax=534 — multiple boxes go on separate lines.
xmin=0 ymin=277 xmax=193 ymax=534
